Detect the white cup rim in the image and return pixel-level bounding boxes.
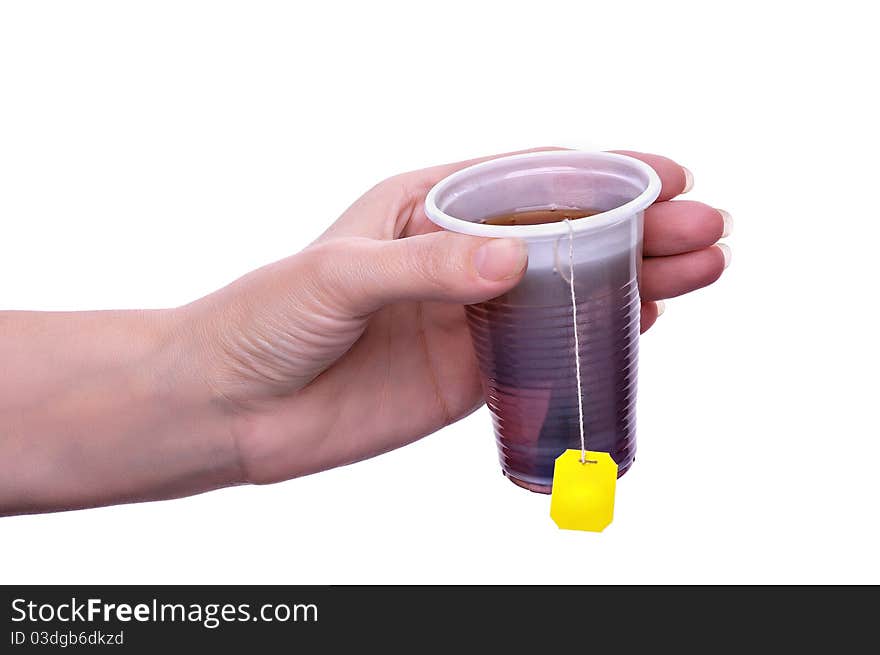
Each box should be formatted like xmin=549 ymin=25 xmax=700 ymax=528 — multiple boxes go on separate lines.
xmin=424 ymin=150 xmax=662 ymax=240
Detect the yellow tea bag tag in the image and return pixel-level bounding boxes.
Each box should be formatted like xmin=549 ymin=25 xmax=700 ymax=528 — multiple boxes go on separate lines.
xmin=550 ymin=449 xmax=618 ymax=532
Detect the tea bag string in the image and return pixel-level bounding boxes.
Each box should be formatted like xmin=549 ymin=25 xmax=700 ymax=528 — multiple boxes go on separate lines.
xmin=565 ymin=219 xmax=587 ymax=464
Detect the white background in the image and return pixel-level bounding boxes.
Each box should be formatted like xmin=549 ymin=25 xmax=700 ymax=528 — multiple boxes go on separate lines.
xmin=2 ymin=1 xmax=878 ymax=584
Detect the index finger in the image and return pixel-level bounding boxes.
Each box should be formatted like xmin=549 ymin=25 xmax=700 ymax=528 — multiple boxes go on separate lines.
xmin=407 ymin=146 xmax=563 ymax=196
xmin=417 ymin=148 xmax=692 ymax=201
xmin=328 ymin=147 xmax=691 ymax=241
xmin=609 ymin=150 xmax=693 ymax=202
xmin=402 ymin=148 xmax=692 ymax=237
xmin=322 ymin=147 xmax=562 ymax=242
xmin=395 ymin=147 xmax=564 ymax=238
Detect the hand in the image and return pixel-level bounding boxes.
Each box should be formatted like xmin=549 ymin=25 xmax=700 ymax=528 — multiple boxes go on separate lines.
xmin=182 ymin=148 xmax=731 ymax=486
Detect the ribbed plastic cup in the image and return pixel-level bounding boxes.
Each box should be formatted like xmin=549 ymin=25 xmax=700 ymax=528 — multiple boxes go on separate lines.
xmin=425 ymin=151 xmax=661 ymax=493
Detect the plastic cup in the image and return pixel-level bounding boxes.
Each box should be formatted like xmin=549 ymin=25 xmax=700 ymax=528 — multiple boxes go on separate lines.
xmin=424 ymin=151 xmax=661 ymax=493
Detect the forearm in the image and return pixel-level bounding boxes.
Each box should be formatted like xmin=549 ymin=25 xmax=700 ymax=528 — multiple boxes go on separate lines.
xmin=0 ymin=310 xmax=241 ymax=515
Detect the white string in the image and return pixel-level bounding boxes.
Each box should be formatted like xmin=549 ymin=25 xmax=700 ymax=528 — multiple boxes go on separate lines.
xmin=565 ymin=219 xmax=587 ymax=464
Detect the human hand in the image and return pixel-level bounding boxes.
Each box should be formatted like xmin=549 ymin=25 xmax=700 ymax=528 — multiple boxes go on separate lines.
xmin=181 ymin=148 xmax=731 ymax=486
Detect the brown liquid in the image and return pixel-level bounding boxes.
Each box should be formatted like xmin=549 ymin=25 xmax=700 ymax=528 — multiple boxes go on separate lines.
xmin=470 ymin=204 xmax=638 ymax=493
xmin=482 ymin=207 xmax=600 ymax=226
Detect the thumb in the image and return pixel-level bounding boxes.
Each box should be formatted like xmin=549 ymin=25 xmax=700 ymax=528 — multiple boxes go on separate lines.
xmin=308 ymin=232 xmax=528 ymax=316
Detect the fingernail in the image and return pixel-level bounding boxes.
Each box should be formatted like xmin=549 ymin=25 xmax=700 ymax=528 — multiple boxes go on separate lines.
xmin=717 ymin=243 xmax=732 ymax=269
xmin=656 ymin=300 xmax=666 ymax=316
xmin=718 ymin=209 xmax=733 ymax=237
xmin=474 ymin=239 xmax=528 ymax=281
xmin=682 ymin=166 xmax=695 ymax=194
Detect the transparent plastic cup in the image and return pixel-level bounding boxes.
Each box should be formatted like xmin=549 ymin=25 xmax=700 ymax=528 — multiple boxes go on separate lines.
xmin=425 ymin=151 xmax=661 ymax=493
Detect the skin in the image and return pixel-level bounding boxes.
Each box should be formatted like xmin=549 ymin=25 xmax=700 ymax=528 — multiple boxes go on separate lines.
xmin=0 ymin=148 xmax=730 ymax=516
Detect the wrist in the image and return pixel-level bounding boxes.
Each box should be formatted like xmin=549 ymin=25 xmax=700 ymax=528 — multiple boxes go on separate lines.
xmin=138 ymin=306 xmax=248 ymax=491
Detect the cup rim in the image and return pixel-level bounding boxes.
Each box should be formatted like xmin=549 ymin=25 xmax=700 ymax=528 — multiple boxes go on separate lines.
xmin=424 ymin=150 xmax=662 ymax=239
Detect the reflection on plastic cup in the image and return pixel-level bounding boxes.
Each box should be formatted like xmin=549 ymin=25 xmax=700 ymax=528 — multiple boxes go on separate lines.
xmin=425 ymin=151 xmax=661 ymax=493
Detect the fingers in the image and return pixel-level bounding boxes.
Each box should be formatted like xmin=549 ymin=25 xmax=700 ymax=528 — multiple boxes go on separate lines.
xmin=644 ymin=201 xmax=731 ymax=256
xmin=609 ymin=150 xmax=693 ymax=202
xmin=413 ymin=147 xmax=692 ymax=205
xmin=640 ymin=245 xmax=730 ymax=301
xmin=640 ymin=300 xmax=666 ymax=333
xmin=304 ymin=233 xmax=528 ymax=317
xmin=330 ymin=147 xmax=695 ymax=241
xmin=418 ymin=148 xmax=694 ymax=202
xmin=407 ymin=146 xmax=563 ymax=192
xmin=320 ymin=146 xmax=564 ymax=241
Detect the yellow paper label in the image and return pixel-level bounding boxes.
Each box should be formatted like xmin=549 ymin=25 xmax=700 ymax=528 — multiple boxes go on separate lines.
xmin=550 ymin=450 xmax=618 ymax=532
